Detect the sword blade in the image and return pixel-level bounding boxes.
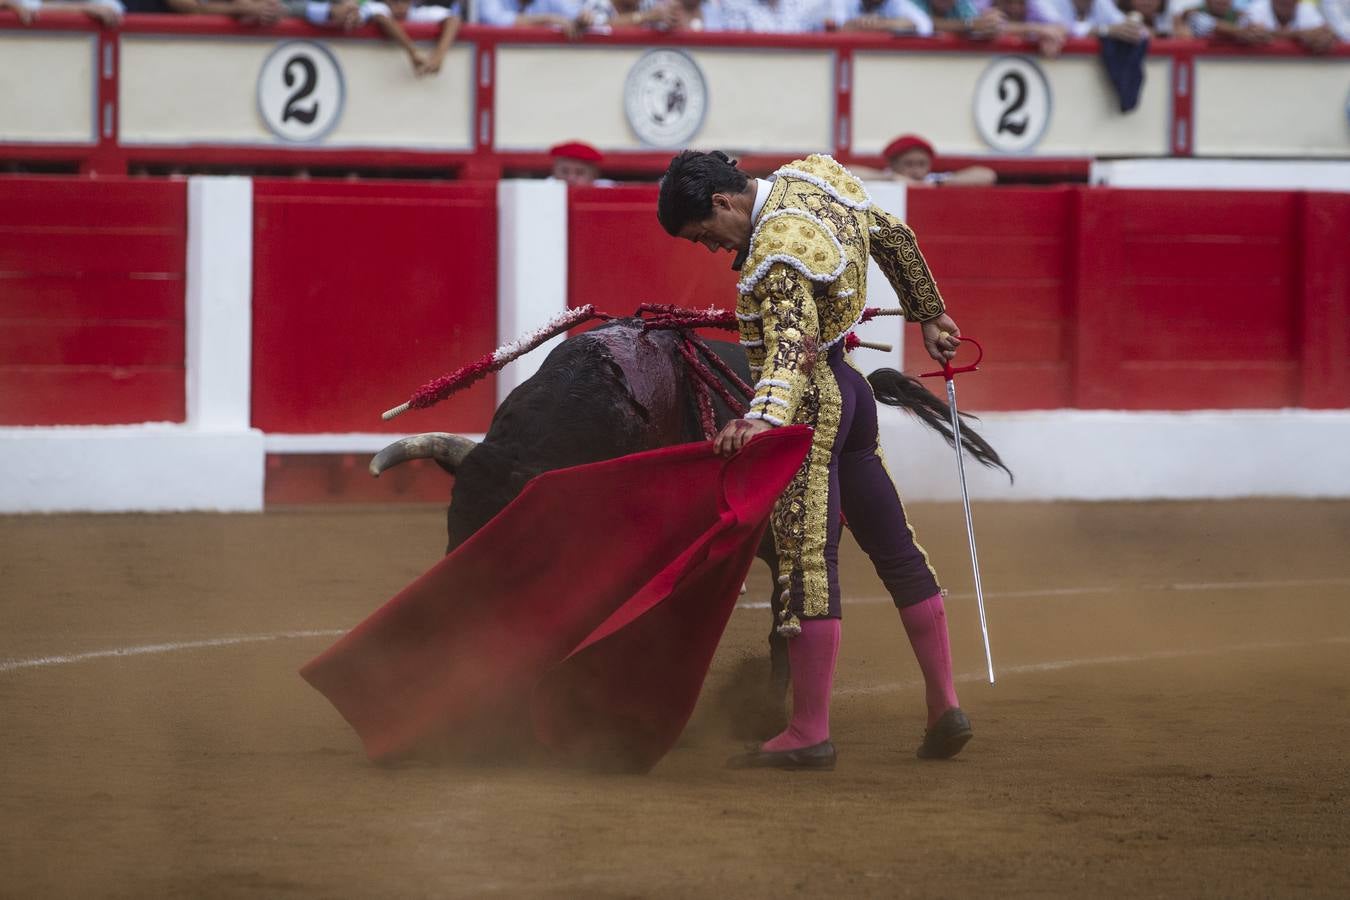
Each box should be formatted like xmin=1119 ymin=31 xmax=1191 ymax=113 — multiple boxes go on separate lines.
xmin=946 ymin=379 xmax=996 ymax=685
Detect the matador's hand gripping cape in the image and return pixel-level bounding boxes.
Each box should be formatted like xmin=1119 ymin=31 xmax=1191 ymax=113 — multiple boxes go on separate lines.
xmin=300 ymin=426 xmax=811 ymax=772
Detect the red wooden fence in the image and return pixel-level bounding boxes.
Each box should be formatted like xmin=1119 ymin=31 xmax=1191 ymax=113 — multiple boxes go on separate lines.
xmin=0 ymin=177 xmax=187 ymax=425
xmin=250 ymin=179 xmax=499 ymax=435
xmin=3 ymin=178 xmax=1345 ymax=442
xmin=565 ymin=184 xmax=1350 ymax=411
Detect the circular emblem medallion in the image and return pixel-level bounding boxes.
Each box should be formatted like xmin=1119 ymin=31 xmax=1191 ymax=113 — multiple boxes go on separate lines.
xmin=257 ymin=41 xmax=345 ymax=144
xmin=623 ymin=49 xmax=708 ymax=148
xmin=973 ymin=56 xmax=1051 ymax=154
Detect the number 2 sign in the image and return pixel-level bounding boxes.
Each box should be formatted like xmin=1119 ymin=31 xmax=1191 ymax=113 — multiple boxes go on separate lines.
xmin=973 ymin=56 xmax=1050 ymax=154
xmin=257 ymin=41 xmax=345 ymax=143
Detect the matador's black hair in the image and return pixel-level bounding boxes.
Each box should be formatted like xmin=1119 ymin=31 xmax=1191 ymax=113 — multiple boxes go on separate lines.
xmin=657 ymin=150 xmax=751 ymax=236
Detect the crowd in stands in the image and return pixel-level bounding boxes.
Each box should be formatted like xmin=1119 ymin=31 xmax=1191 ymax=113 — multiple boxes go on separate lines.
xmin=2 ymin=0 xmax=1343 ymax=56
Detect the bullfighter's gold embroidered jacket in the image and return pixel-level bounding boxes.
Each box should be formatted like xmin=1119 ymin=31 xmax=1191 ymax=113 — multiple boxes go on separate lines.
xmin=737 ymin=154 xmax=946 ymax=428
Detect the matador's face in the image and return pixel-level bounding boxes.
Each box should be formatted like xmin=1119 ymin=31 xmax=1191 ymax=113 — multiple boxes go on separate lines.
xmin=675 ymin=191 xmax=754 ymax=263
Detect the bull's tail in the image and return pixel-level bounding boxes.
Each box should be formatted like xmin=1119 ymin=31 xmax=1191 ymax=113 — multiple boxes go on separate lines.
xmin=867 ymin=368 xmax=1013 ymax=482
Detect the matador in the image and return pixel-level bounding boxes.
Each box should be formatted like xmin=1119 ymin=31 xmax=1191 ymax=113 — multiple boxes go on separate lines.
xmin=658 ymin=150 xmax=974 ymax=769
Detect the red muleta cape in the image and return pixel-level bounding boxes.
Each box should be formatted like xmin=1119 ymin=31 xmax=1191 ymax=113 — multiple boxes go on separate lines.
xmin=300 ymin=426 xmax=811 ymax=772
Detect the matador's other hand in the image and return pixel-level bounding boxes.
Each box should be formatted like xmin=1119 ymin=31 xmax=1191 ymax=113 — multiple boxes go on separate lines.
xmin=713 ymin=417 xmax=774 ymax=458
xmin=921 ymin=314 xmax=961 ymax=363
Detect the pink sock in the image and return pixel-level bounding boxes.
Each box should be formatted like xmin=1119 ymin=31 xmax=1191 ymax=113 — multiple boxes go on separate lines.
xmin=898 ymin=592 xmax=961 ymax=728
xmin=761 ymin=617 xmax=840 ymax=752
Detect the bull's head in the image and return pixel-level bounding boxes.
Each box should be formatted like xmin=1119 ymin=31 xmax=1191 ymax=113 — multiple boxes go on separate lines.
xmin=370 ymin=433 xmax=522 ymax=554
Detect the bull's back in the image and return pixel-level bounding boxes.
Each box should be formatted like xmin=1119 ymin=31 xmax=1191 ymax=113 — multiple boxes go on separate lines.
xmin=447 ymin=320 xmax=750 ymax=549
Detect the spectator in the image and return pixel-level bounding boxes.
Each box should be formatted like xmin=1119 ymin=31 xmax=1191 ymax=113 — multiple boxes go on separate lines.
xmin=1033 ymin=0 xmax=1148 ymax=38
xmin=477 ymin=0 xmax=591 ymax=37
xmin=580 ymin=0 xmax=678 ymax=27
xmin=1242 ymin=0 xmax=1338 ymax=49
xmin=140 ymin=0 xmax=285 ymax=24
xmin=916 ymin=0 xmax=1006 ymax=33
xmin=666 ymin=0 xmax=727 ymax=28
xmin=585 ymin=0 xmax=727 ymax=29
xmin=1120 ymin=0 xmax=1178 ymax=33
xmin=719 ymin=0 xmax=832 ymax=31
xmin=884 ymin=133 xmax=997 ymax=185
xmin=549 ymin=141 xmax=614 ymax=186
xmin=987 ymin=0 xmax=1070 ymax=53
xmin=1178 ymin=0 xmax=1252 ymax=39
xmin=2 ymin=0 xmax=122 ymax=24
xmin=619 ymin=0 xmax=727 ymax=28
xmin=308 ymin=0 xmax=463 ymax=76
xmin=1 ymin=0 xmax=33 ymax=20
xmin=1321 ymin=0 xmax=1348 ymax=40
xmin=832 ymin=0 xmax=934 ymax=33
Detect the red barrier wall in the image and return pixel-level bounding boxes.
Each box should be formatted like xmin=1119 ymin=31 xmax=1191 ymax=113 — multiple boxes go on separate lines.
xmin=0 ymin=177 xmax=187 ymax=425
xmin=904 ymin=187 xmax=1075 ymax=410
xmin=1075 ymin=189 xmax=1296 ymax=409
xmin=565 ymin=185 xmax=1350 ymax=411
xmin=1301 ymin=193 xmax=1350 ymax=409
xmin=250 ymin=179 xmax=498 ymax=435
xmin=567 ymin=185 xmax=737 ymax=333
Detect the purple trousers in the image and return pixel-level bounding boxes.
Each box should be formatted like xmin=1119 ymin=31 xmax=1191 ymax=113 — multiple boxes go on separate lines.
xmin=819 ymin=346 xmax=941 ymax=617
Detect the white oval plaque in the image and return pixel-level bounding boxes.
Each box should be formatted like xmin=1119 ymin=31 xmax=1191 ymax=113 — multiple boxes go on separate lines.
xmin=257 ymin=41 xmax=345 ymax=144
xmin=973 ymin=56 xmax=1051 ymax=154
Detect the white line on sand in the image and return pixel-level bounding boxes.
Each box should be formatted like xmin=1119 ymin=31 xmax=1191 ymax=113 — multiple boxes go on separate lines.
xmin=836 ymin=636 xmax=1350 ymax=696
xmin=6 ymin=575 xmax=1349 ymax=676
xmin=0 ymin=629 xmax=346 ymax=674
xmin=735 ymin=575 xmax=1350 ymax=609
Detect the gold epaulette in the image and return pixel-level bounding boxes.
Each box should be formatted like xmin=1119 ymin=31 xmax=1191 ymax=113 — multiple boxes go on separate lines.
xmin=737 ymin=209 xmax=844 ymax=296
xmin=777 ymin=154 xmax=873 ymax=211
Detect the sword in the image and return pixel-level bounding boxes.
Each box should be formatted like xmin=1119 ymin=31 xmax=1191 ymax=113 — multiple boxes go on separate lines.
xmin=920 ymin=336 xmax=995 ymax=685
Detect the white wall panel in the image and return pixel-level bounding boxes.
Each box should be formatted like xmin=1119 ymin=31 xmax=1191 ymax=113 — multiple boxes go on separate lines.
xmin=119 ymin=37 xmax=472 ymax=148
xmin=0 ymin=33 xmax=96 ymax=143
xmin=1195 ymin=59 xmax=1350 ymax=157
xmin=494 ymin=46 xmax=833 ymax=153
xmin=854 ymin=53 xmax=1169 ymax=158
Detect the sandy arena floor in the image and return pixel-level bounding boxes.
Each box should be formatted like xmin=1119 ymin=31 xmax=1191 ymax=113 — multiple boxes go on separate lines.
xmin=2 ymin=500 xmax=1348 ymax=898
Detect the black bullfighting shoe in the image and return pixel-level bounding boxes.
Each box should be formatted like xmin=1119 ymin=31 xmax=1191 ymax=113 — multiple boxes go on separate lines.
xmin=916 ymin=708 xmax=973 ymax=760
xmin=726 ymin=740 xmax=837 ymax=771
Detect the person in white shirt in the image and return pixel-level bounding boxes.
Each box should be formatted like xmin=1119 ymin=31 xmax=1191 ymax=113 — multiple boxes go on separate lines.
xmin=1242 ymin=0 xmax=1338 ymax=47
xmin=477 ymin=0 xmax=591 ymax=37
xmin=718 ymin=0 xmax=831 ymax=31
xmin=580 ymin=0 xmax=668 ymax=27
xmin=667 ymin=0 xmax=727 ymax=28
xmin=831 ymin=0 xmax=934 ymax=33
xmin=1120 ymin=0 xmax=1178 ymax=34
xmin=1032 ymin=0 xmax=1149 ymax=38
xmin=1 ymin=0 xmax=122 ymax=24
xmin=1320 ymin=0 xmax=1349 ymax=39
xmin=1178 ymin=0 xmax=1261 ymax=40
xmin=985 ymin=0 xmax=1070 ymax=54
xmin=309 ymin=0 xmax=463 ymax=76
xmin=580 ymin=0 xmax=726 ymax=29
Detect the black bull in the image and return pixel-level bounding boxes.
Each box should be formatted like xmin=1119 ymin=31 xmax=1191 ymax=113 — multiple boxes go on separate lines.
xmin=371 ymin=318 xmax=1008 ymax=721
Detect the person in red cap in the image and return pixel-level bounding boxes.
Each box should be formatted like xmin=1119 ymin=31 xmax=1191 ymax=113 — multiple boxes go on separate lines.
xmin=883 ymin=134 xmax=997 ymax=187
xmin=549 ymin=141 xmax=609 ymax=187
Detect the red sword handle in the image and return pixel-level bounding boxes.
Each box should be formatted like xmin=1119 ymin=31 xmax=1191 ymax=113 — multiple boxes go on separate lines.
xmin=918 ymin=335 xmax=984 ymax=381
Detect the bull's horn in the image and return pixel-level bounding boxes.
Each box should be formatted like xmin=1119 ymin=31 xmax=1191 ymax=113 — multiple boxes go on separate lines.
xmin=369 ymin=433 xmax=477 ymax=477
